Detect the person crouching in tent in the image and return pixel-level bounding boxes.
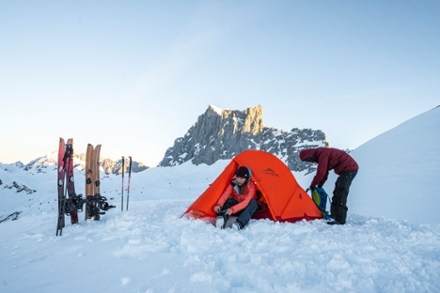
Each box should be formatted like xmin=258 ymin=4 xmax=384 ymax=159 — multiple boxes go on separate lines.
xmin=213 ymin=166 xmax=258 ymax=230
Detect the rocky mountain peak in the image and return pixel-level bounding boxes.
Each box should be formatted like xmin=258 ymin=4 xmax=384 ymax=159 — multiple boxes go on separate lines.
xmin=205 ymin=104 xmax=264 ymax=136
xmin=159 ymin=105 xmax=327 ymax=171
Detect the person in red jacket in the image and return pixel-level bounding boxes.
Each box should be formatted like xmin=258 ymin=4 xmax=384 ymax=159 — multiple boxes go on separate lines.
xmin=213 ymin=166 xmax=258 ymax=230
xmin=299 ymin=147 xmax=358 ymax=225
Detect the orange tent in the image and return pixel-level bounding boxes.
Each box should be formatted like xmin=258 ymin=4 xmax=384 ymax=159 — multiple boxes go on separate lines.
xmin=184 ymin=150 xmax=322 ymax=223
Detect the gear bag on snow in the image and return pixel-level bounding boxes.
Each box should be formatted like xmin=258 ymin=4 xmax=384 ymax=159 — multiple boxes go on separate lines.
xmin=311 ymin=187 xmax=331 ymax=220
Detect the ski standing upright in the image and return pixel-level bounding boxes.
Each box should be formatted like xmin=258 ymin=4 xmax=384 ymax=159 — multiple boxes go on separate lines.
xmin=85 ymin=144 xmax=95 ymax=220
xmin=85 ymin=144 xmax=115 ymax=220
xmin=65 ymin=139 xmax=81 ymax=224
xmin=56 ymin=138 xmax=83 ymax=236
xmin=56 ymin=138 xmax=66 ymax=236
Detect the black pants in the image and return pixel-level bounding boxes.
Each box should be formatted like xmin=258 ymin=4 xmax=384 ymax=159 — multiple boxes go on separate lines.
xmin=221 ymin=198 xmax=258 ymax=227
xmin=331 ymin=171 xmax=357 ymax=224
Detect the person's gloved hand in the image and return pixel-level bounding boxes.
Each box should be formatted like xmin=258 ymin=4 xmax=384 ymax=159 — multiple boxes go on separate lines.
xmin=225 ymin=208 xmax=233 ymax=216
xmin=213 ymin=205 xmax=222 ymax=213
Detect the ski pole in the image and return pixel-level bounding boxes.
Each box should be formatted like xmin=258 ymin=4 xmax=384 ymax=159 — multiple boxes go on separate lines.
xmin=126 ymin=156 xmax=132 ymax=211
xmin=121 ymin=156 xmax=125 ymax=211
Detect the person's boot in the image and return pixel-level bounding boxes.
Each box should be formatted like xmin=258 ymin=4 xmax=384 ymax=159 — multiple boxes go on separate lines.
xmin=215 ymin=213 xmax=229 ymax=229
xmin=329 ymin=203 xmax=347 ymax=225
xmin=215 ymin=216 xmax=225 ymax=228
xmin=232 ymin=220 xmax=243 ymax=231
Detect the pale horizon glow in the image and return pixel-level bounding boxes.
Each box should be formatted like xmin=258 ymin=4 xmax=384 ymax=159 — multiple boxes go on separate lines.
xmin=1 ymin=1 xmax=439 ymax=166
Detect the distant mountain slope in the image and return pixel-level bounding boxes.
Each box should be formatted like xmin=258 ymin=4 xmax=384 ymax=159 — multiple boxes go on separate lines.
xmin=24 ymin=152 xmax=148 ymax=174
xmin=159 ymin=105 xmax=327 ymax=171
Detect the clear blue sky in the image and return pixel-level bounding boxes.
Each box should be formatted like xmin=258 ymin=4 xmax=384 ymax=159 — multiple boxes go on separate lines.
xmin=1 ymin=0 xmax=439 ymax=166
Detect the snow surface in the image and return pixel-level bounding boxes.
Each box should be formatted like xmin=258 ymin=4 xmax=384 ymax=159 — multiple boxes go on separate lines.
xmin=1 ymin=107 xmax=440 ymax=292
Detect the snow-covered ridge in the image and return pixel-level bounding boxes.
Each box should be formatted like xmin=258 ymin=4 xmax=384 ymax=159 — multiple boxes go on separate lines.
xmin=20 ymin=152 xmax=148 ymax=175
xmin=349 ymin=105 xmax=440 ymax=224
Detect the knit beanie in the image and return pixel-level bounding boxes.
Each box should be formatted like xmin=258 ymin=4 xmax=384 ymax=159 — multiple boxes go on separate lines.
xmin=236 ymin=166 xmax=249 ymax=179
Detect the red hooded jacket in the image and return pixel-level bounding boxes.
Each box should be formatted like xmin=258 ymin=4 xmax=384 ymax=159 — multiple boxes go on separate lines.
xmin=216 ymin=177 xmax=257 ymax=214
xmin=299 ymin=148 xmax=358 ymax=188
